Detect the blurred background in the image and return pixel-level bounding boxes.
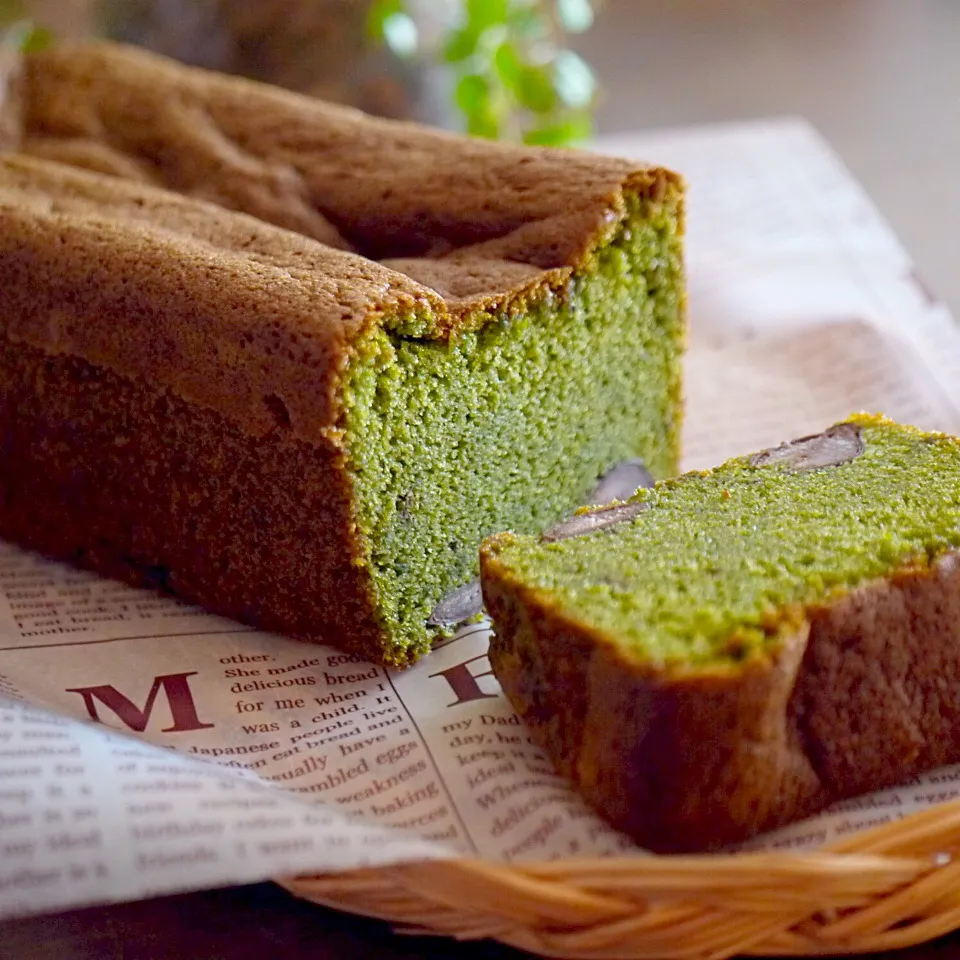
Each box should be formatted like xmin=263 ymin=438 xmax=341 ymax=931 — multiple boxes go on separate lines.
xmin=13 ymin=0 xmax=960 ymax=313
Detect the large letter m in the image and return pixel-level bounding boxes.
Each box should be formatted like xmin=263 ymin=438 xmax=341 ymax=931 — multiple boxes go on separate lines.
xmin=66 ymin=672 xmax=214 ymax=733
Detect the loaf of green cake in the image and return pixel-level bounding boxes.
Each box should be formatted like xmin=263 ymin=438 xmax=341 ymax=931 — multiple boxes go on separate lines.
xmin=0 ymin=47 xmax=684 ymax=668
xmin=481 ymin=415 xmax=960 ymax=851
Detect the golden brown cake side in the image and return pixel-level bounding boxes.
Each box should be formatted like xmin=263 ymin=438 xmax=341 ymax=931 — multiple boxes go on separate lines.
xmin=0 ymin=152 xmax=440 ymax=446
xmin=481 ymin=546 xmax=960 ymax=853
xmin=0 ymin=342 xmax=390 ymax=659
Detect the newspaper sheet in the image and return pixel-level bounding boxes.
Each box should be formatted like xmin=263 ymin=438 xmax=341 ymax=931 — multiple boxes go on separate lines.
xmin=3 ymin=117 xmax=960 ymax=918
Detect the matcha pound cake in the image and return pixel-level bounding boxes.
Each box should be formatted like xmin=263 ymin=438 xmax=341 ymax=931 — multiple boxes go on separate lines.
xmin=0 ymin=66 xmax=684 ymax=669
xmin=481 ymin=415 xmax=960 ymax=851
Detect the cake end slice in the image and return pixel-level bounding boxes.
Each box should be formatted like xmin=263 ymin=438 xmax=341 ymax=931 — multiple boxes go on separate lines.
xmin=480 ymin=414 xmax=960 ymax=852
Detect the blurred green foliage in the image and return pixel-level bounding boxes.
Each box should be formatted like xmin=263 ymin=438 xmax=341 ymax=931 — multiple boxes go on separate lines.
xmin=0 ymin=0 xmax=52 ymax=51
xmin=0 ymin=0 xmax=596 ymax=146
xmin=368 ymin=0 xmax=599 ymax=147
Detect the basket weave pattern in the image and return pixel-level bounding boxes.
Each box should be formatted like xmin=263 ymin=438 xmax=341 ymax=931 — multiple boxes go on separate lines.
xmin=280 ymin=798 xmax=960 ymax=959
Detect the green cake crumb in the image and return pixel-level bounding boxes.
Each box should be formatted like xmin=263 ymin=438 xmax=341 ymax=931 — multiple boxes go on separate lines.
xmin=482 ymin=414 xmax=960 ymax=671
xmin=342 ymin=194 xmax=685 ymax=666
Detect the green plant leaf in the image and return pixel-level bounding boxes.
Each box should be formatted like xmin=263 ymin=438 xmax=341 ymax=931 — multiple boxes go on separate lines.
xmin=516 ymin=65 xmax=556 ymax=113
xmin=443 ymin=26 xmax=478 ymax=63
xmin=508 ymin=2 xmax=547 ymax=38
xmin=18 ymin=23 xmax=53 ymax=52
xmin=381 ymin=12 xmax=418 ymax=58
xmin=557 ymin=0 xmax=595 ymax=34
xmin=2 ymin=18 xmax=52 ymax=52
xmin=493 ymin=41 xmax=522 ymax=87
xmin=553 ymin=49 xmax=596 ymax=108
xmin=523 ymin=115 xmax=593 ymax=147
xmin=467 ymin=106 xmax=500 ymax=140
xmin=457 ymin=72 xmax=501 ymax=140
xmin=455 ymin=73 xmax=491 ymax=115
xmin=366 ymin=0 xmax=404 ymax=42
xmin=466 ymin=0 xmax=509 ymax=30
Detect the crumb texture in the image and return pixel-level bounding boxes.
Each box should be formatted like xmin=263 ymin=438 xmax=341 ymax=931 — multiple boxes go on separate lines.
xmin=484 ymin=415 xmax=960 ymax=667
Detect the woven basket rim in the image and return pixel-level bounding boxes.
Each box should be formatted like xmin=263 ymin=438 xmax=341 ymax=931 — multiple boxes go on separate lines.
xmin=279 ymin=795 xmax=960 ymax=959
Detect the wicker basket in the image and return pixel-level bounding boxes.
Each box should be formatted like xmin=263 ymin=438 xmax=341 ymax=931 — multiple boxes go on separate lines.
xmin=279 ymin=797 xmax=960 ymax=959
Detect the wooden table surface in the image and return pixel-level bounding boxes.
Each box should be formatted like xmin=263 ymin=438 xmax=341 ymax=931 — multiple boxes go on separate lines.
xmin=7 ymin=0 xmax=960 ymax=957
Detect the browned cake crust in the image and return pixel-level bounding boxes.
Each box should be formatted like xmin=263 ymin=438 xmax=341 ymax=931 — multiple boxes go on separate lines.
xmin=0 ymin=42 xmax=677 ymax=309
xmin=0 ymin=153 xmax=441 ymax=443
xmin=481 ymin=550 xmax=960 ymax=853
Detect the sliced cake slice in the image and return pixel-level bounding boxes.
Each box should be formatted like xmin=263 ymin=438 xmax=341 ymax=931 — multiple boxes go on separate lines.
xmin=480 ymin=415 xmax=960 ymax=851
